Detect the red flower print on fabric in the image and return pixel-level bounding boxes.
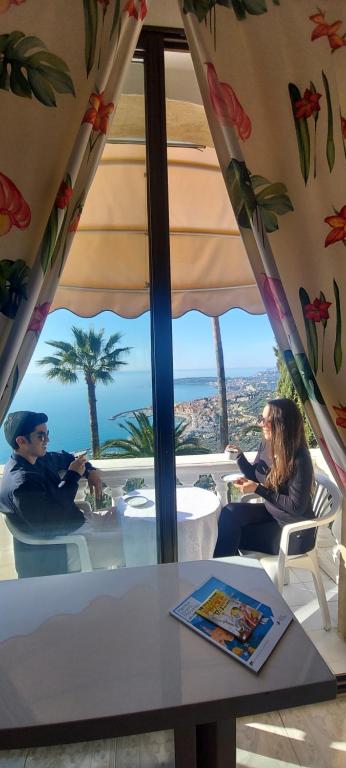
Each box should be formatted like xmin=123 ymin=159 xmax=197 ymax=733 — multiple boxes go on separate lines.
xmin=0 ymin=172 xmax=31 ymax=236
xmin=27 ymin=302 xmax=51 ymax=333
xmin=310 ymin=11 xmax=346 ymax=50
xmin=341 ymin=116 xmax=346 ymax=140
xmin=124 ymin=0 xmax=148 ymax=21
xmin=294 ymin=89 xmax=322 ymax=120
xmin=206 ymin=63 xmax=251 ymax=141
xmin=82 ymin=92 xmax=114 ymax=135
xmin=303 ymin=298 xmax=332 ymax=322
xmin=68 ymin=207 xmax=83 ymax=233
xmin=55 ymin=180 xmax=73 ymax=210
xmin=324 ymin=206 xmax=346 ymax=247
xmin=0 ymin=0 xmax=26 ymax=13
xmin=259 ymin=275 xmax=291 ymax=323
xmin=333 ymin=405 xmax=346 ymax=429
xmin=319 ymin=438 xmax=346 ymax=489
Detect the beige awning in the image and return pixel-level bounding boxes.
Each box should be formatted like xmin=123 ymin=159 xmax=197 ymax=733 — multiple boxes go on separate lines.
xmin=52 ymin=101 xmax=264 ymax=318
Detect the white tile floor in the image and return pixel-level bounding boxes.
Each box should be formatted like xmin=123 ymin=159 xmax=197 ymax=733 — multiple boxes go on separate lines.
xmin=282 ymin=568 xmax=345 ymax=676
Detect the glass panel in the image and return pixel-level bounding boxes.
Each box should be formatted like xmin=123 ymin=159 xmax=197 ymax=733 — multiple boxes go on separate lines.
xmin=164 ymin=50 xmax=278 ymax=562
xmin=0 ymin=59 xmax=158 ymax=578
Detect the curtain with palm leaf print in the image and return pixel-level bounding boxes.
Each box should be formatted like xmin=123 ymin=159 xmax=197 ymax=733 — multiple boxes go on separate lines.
xmin=0 ymin=0 xmax=150 ymax=421
xmin=179 ymin=1 xmax=346 ymax=489
xmin=180 ymin=0 xmax=346 ymax=634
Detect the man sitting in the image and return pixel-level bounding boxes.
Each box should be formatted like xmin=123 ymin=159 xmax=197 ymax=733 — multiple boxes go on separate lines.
xmin=0 ymin=410 xmax=120 ymax=577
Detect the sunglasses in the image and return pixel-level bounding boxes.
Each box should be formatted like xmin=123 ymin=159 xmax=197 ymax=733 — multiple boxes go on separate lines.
xmin=258 ymin=415 xmax=271 ymax=426
xmin=30 ymin=430 xmax=49 ymax=442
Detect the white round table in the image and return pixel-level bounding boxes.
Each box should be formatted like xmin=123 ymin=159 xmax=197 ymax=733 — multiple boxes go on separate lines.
xmin=117 ymin=487 xmax=221 ymax=566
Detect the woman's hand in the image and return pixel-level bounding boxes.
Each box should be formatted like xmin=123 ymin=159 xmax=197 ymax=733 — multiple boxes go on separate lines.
xmin=234 ymin=478 xmax=259 ymax=494
xmin=225 ymin=443 xmax=241 ymax=456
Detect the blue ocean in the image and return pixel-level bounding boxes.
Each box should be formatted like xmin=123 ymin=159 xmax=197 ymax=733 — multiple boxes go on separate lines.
xmin=0 ymin=367 xmax=267 ymax=463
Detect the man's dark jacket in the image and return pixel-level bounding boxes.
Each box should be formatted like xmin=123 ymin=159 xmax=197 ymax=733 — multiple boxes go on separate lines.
xmin=0 ymin=451 xmax=92 ymax=578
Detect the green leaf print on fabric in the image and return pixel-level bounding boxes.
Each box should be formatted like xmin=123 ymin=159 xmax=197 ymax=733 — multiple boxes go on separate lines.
xmin=322 ymin=71 xmax=335 ymax=172
xmin=183 ymin=0 xmax=279 ymax=23
xmin=0 ymin=32 xmax=75 ymax=105
xmin=289 ymin=83 xmax=311 ymax=184
xmin=225 ymin=160 xmax=293 ymax=233
xmin=110 ymin=0 xmax=121 ymax=38
xmin=40 ymin=176 xmax=73 ymax=274
xmin=39 ymin=208 xmax=59 ymax=274
xmin=295 ymin=352 xmax=325 ymax=405
xmin=299 ymin=287 xmax=318 ymax=374
xmin=0 ymin=259 xmax=30 ymax=319
xmin=83 ymin=0 xmax=98 ymax=76
xmin=333 ymin=279 xmax=342 ymax=373
xmin=282 ymin=350 xmax=308 ymax=403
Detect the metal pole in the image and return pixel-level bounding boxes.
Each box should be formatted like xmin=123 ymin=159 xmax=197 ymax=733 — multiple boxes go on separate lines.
xmin=143 ymin=32 xmax=177 ymax=563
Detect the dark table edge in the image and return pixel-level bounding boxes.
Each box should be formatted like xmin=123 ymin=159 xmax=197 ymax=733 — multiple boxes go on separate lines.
xmin=0 ymin=676 xmax=336 ymax=751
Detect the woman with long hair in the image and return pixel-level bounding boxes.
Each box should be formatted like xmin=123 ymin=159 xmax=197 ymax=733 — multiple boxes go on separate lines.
xmin=214 ymin=398 xmax=315 ymax=558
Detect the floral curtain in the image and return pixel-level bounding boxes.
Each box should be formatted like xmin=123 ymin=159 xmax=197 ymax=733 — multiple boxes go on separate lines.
xmin=180 ymin=0 xmax=346 ymax=635
xmin=179 ymin=1 xmax=346 ymax=491
xmin=0 ymin=0 xmax=149 ymax=420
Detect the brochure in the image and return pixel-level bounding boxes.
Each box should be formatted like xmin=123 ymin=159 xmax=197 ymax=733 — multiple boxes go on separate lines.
xmin=196 ymin=588 xmax=263 ymax=641
xmin=170 ymin=576 xmax=292 ymax=673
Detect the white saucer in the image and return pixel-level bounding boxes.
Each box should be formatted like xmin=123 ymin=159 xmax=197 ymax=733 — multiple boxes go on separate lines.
xmin=126 ymin=496 xmax=148 ymax=508
xmin=221 ymin=473 xmax=244 ymax=483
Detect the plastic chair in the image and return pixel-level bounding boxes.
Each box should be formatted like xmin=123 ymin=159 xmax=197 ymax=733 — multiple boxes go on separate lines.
xmin=239 ymin=472 xmax=342 ymax=630
xmin=4 ymin=514 xmax=93 ymax=573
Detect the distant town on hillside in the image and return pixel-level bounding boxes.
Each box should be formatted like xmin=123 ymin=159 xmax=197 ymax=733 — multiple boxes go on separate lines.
xmin=174 ymin=368 xmax=278 ymax=452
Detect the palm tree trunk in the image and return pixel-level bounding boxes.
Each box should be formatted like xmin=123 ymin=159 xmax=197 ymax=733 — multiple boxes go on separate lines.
xmin=211 ymin=316 xmax=228 ymax=451
xmin=86 ymin=377 xmax=100 ymax=457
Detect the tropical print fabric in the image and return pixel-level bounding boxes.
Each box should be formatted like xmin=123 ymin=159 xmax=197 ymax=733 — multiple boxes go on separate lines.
xmin=0 ymin=0 xmax=149 ymax=420
xmin=180 ymin=0 xmax=346 ymax=492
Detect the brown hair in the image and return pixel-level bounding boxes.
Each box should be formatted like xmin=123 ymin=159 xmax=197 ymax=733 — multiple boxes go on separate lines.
xmin=264 ymin=398 xmax=307 ymax=490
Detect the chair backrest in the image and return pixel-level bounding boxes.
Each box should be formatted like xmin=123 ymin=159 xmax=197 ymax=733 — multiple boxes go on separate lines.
xmin=312 ymin=472 xmax=342 ymax=520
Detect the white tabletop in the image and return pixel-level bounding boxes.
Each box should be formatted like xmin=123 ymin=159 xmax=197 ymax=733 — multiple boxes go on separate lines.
xmin=117 ymin=487 xmax=221 ymax=565
xmin=0 ymin=559 xmax=335 ymax=750
xmin=118 ymin=486 xmax=220 ymax=520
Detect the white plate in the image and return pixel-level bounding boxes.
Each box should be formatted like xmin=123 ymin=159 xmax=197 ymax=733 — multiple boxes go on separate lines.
xmin=125 ymin=496 xmax=148 ymax=508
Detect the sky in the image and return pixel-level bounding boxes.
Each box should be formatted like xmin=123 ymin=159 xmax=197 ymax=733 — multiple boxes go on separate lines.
xmin=28 ymin=307 xmax=277 ymax=374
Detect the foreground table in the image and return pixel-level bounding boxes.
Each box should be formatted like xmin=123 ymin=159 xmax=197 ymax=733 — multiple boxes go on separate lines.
xmin=0 ymin=559 xmax=336 ymax=767
xmin=117 ymin=486 xmax=220 ymax=565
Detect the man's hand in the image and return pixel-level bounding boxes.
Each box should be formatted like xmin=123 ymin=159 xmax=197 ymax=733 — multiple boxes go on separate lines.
xmin=69 ymin=455 xmax=87 ymax=476
xmin=234 ymin=478 xmax=259 ymax=494
xmin=87 ymin=469 xmax=103 ymax=498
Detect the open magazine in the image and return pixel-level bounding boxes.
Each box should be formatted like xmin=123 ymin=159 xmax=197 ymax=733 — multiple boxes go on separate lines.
xmin=170 ymin=576 xmax=292 ymax=673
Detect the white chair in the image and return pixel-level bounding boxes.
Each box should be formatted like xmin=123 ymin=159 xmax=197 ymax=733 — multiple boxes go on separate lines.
xmin=4 ymin=514 xmax=93 ymax=573
xmin=238 ymin=472 xmax=342 ymax=631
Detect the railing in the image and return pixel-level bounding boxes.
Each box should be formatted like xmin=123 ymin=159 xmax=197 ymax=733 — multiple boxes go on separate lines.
xmin=89 ymin=452 xmax=252 ymax=507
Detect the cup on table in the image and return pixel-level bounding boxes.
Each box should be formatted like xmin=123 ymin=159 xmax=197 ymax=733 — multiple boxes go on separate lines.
xmin=224 ymin=446 xmax=239 ymax=461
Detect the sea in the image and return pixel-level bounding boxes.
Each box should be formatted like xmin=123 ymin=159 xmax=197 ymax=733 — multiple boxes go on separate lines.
xmin=0 ymin=367 xmax=271 ymax=463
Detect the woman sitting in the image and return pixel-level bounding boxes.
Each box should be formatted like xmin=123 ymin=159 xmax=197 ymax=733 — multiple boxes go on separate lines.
xmin=214 ymin=398 xmax=315 ymax=558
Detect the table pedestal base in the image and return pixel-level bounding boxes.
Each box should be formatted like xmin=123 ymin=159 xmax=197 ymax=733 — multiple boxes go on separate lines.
xmin=174 ymin=718 xmax=236 ymax=768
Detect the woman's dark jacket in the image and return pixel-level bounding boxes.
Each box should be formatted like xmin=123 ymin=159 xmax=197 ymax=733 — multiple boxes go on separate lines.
xmin=237 ymin=440 xmax=314 ymax=526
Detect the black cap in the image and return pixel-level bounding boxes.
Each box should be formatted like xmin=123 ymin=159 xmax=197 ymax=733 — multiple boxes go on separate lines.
xmin=4 ymin=411 xmax=48 ymax=448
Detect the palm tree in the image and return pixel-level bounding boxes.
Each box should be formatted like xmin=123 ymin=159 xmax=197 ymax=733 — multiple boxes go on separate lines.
xmin=38 ymin=327 xmax=131 ymax=457
xmin=211 ymin=316 xmax=228 ymax=451
xmin=101 ymin=411 xmax=209 ymax=458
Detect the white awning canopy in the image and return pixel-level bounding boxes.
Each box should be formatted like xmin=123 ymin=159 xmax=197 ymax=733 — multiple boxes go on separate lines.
xmin=52 ymin=76 xmax=264 ymax=319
